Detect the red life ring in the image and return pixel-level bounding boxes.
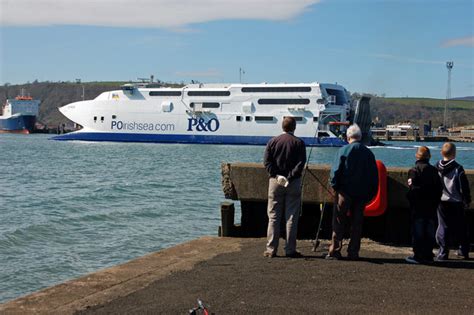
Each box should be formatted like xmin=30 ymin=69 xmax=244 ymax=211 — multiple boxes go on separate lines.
xmin=364 ymin=160 xmax=387 ymax=217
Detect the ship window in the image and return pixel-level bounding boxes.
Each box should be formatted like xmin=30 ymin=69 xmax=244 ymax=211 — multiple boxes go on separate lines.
xmin=258 ymin=99 xmax=310 ymax=105
xmin=319 ymin=132 xmax=330 ymax=137
xmin=202 ymin=102 xmax=220 ymax=108
xmin=284 ymin=116 xmax=304 ymax=122
xmin=242 ymin=87 xmax=311 ymax=93
xmin=112 ymin=115 xmax=117 ymax=119
xmin=325 ymin=89 xmax=347 ymax=105
xmin=189 ymin=102 xmax=220 ymax=108
xmin=236 ymin=116 xmax=242 ymax=122
xmin=245 ymin=116 xmax=252 ymax=121
xmin=255 ymin=116 xmax=274 ymax=121
xmin=93 ymin=116 xmax=97 ymax=122
xmin=187 ymin=91 xmax=230 ymax=97
xmin=313 ymin=117 xmax=318 ymax=122
xmin=121 ymin=85 xmax=135 ymax=91
xmin=149 ymin=91 xmax=182 ymax=96
xmin=101 ymin=116 xmax=104 ymax=122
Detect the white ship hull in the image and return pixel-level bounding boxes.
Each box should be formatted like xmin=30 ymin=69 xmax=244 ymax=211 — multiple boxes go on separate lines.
xmin=53 ymin=82 xmax=351 ymax=146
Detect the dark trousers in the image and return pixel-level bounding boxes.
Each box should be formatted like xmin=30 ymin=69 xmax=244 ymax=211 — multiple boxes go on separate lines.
xmin=329 ymin=192 xmax=366 ymax=257
xmin=436 ymin=202 xmax=469 ymax=258
xmin=411 ymin=214 xmax=436 ymax=261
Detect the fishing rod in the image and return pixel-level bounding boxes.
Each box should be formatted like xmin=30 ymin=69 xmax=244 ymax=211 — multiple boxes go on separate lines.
xmin=299 ymin=127 xmax=319 ymax=206
xmin=313 ymin=203 xmax=325 ymax=251
xmin=299 ymin=127 xmax=337 ymax=251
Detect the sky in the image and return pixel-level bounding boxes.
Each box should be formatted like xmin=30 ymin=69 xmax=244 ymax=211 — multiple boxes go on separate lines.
xmin=0 ymin=0 xmax=473 ymax=98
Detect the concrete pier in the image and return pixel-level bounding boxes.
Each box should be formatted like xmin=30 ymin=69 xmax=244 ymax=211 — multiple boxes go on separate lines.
xmin=0 ymin=237 xmax=242 ymax=314
xmin=2 ymin=238 xmax=473 ymax=314
xmin=221 ymin=163 xmax=474 ymax=244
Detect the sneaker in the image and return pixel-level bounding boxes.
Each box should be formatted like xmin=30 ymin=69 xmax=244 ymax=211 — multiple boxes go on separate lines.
xmin=263 ymin=251 xmax=276 ymax=258
xmin=285 ymin=251 xmax=304 ymax=258
xmin=325 ymin=252 xmax=342 ymax=260
xmin=455 ymin=251 xmax=469 ymax=260
xmin=436 ymin=255 xmax=448 ymax=262
xmin=405 ymin=256 xmax=421 ymax=264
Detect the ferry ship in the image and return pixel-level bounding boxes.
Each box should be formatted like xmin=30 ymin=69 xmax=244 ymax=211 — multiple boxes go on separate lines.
xmin=53 ymin=82 xmax=352 ymax=146
xmin=0 ymin=92 xmax=40 ymax=134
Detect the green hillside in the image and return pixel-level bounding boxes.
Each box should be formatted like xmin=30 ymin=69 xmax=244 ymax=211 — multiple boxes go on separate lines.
xmin=381 ymin=97 xmax=473 ymax=110
xmin=369 ymin=96 xmax=473 ymax=127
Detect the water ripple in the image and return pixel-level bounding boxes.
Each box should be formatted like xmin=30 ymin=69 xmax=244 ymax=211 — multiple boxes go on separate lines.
xmin=1 ymin=135 xmax=474 ymax=302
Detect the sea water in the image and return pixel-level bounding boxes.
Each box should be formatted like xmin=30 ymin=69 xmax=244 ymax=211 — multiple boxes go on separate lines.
xmin=1 ymin=134 xmax=473 ymax=302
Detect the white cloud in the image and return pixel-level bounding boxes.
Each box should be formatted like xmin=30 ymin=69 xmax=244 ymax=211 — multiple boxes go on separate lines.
xmin=0 ymin=0 xmax=320 ymax=28
xmin=441 ymin=36 xmax=474 ymax=48
xmin=330 ymin=49 xmax=473 ymax=69
xmin=366 ymin=53 xmax=445 ymax=65
xmin=366 ymin=53 xmax=473 ymax=68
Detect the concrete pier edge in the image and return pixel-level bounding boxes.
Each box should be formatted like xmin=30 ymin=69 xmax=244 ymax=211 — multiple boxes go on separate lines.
xmin=0 ymin=237 xmax=242 ymax=315
xmin=220 ymin=162 xmax=474 ymax=242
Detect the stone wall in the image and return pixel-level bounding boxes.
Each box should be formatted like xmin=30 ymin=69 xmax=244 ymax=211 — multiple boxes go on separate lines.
xmin=222 ymin=163 xmax=474 ymax=244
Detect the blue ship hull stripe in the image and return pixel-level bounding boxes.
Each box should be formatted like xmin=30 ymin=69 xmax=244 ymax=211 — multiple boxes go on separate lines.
xmin=0 ymin=115 xmax=36 ymax=131
xmin=51 ymin=132 xmax=346 ymax=147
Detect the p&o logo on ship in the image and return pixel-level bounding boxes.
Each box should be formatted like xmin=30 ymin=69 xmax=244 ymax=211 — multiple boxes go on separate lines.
xmin=187 ymin=118 xmax=220 ymax=132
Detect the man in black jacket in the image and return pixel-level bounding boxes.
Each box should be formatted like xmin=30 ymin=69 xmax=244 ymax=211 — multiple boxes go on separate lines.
xmin=263 ymin=117 xmax=306 ymax=258
xmin=406 ymin=146 xmax=443 ymax=264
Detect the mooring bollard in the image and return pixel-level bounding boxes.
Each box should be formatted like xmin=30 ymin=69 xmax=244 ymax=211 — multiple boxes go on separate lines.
xmin=220 ymin=201 xmax=235 ymax=237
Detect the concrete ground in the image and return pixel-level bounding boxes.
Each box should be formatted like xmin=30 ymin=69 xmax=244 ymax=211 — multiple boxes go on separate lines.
xmin=81 ymin=238 xmax=473 ymax=314
xmin=2 ymin=237 xmax=473 ymax=314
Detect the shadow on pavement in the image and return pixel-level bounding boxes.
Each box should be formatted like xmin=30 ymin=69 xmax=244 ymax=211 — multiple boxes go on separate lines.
xmin=273 ymin=253 xmax=474 ymax=270
xmin=355 ymin=257 xmax=474 ymax=269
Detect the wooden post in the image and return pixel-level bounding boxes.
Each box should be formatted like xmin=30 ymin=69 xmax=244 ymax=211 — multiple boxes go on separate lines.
xmin=220 ymin=202 xmax=235 ymax=237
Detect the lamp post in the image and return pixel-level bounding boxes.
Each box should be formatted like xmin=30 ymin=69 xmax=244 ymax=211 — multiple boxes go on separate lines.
xmin=239 ymin=67 xmax=245 ymax=83
xmin=444 ymin=61 xmax=453 ymax=128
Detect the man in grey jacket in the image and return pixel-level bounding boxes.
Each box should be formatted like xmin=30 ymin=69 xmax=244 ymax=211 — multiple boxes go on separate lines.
xmin=263 ymin=117 xmax=306 ymax=258
xmin=436 ymin=142 xmax=471 ymax=260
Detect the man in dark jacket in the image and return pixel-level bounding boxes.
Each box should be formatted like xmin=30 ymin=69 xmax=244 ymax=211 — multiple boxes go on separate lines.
xmin=405 ymin=146 xmax=443 ymax=264
xmin=327 ymin=124 xmax=378 ymax=260
xmin=263 ymin=116 xmax=306 ymax=258
xmin=436 ymin=142 xmax=471 ymax=260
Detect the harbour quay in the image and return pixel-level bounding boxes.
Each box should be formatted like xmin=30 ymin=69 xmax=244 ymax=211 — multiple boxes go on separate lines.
xmin=220 ymin=163 xmax=474 ymax=244
xmin=1 ymin=164 xmax=473 ymax=314
xmin=371 ymin=124 xmax=474 ymax=143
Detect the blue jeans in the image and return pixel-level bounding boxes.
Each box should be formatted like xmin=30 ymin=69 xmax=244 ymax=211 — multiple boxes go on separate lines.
xmin=412 ymin=216 xmax=436 ymax=261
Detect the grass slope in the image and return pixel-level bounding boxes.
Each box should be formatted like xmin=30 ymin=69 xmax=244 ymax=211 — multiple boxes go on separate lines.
xmin=382 ymin=97 xmax=474 ymax=110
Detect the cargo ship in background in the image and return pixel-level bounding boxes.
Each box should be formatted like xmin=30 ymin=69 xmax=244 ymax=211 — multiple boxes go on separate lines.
xmin=54 ymin=82 xmax=354 ymax=146
xmin=0 ymin=91 xmax=40 ymax=134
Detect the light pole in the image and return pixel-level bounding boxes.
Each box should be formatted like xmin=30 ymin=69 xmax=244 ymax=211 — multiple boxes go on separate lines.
xmin=444 ymin=61 xmax=453 ymax=128
xmin=239 ymin=67 xmax=245 ymax=83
